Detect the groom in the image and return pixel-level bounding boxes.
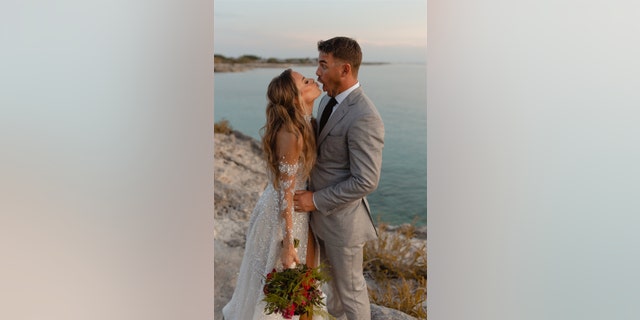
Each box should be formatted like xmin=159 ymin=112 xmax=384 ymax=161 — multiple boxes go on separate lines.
xmin=294 ymin=36 xmax=384 ymax=320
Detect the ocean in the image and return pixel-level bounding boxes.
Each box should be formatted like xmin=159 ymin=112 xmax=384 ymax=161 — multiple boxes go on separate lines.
xmin=214 ymin=63 xmax=426 ymax=226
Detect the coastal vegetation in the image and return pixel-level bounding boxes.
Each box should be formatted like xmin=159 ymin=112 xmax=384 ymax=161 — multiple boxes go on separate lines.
xmin=364 ymin=220 xmax=427 ymax=318
xmin=214 ymin=54 xmax=316 ymax=72
xmin=214 ymin=54 xmax=317 ymax=65
xmin=213 ymin=118 xmax=233 ymax=134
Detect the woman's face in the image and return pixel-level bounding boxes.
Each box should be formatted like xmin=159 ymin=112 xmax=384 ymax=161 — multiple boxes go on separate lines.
xmin=292 ymin=71 xmax=322 ymax=106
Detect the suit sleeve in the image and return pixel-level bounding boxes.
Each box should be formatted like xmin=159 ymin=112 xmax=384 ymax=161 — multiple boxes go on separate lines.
xmin=313 ymin=111 xmax=384 ymax=214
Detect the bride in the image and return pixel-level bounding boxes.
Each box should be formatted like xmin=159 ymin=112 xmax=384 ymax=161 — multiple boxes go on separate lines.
xmin=222 ymin=69 xmax=324 ymax=320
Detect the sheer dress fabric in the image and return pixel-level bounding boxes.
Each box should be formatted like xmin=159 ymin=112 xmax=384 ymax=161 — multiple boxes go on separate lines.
xmin=222 ymin=155 xmax=323 ymax=320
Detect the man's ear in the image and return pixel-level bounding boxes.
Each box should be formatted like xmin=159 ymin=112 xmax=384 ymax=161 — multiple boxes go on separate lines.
xmin=341 ymin=63 xmax=351 ymax=77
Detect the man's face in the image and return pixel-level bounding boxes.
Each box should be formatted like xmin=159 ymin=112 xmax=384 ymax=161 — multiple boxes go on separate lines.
xmin=316 ymin=52 xmax=343 ymax=98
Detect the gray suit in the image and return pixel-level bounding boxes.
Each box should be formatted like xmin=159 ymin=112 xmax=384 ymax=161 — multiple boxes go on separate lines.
xmin=310 ymin=87 xmax=384 ymax=319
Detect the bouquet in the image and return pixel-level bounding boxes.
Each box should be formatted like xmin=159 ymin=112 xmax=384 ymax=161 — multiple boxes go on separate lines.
xmin=262 ymin=263 xmax=332 ymax=319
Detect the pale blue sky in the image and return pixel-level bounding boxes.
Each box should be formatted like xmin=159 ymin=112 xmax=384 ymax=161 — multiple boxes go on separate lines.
xmin=214 ymin=0 xmax=427 ymax=63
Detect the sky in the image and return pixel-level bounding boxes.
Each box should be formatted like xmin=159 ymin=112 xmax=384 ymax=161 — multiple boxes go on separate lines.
xmin=214 ymin=0 xmax=427 ymax=63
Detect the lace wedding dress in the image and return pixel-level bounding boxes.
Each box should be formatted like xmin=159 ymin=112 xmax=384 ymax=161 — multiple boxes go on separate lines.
xmin=222 ymin=159 xmax=324 ymax=320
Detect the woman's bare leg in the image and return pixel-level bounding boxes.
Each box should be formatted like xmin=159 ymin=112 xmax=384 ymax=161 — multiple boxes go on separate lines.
xmin=305 ymin=223 xmax=316 ymax=268
xmin=301 ymin=225 xmax=316 ymax=320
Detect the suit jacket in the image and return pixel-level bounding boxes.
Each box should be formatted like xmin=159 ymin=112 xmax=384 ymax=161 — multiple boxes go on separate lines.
xmin=310 ymin=87 xmax=384 ymax=247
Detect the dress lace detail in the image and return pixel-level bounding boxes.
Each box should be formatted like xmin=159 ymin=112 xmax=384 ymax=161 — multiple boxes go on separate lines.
xmin=222 ymin=159 xmax=324 ymax=320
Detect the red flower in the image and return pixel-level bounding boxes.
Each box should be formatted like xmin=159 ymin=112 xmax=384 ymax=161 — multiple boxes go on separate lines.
xmin=266 ymin=268 xmax=276 ymax=281
xmin=262 ymin=264 xmax=330 ymax=318
xmin=283 ymin=304 xmax=296 ymax=319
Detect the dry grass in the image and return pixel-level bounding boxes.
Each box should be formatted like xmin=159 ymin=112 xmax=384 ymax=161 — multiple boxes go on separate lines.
xmin=364 ymin=222 xmax=427 ymax=279
xmin=214 ymin=119 xmax=233 ymax=134
xmin=368 ymin=276 xmax=427 ymax=319
xmin=364 ymin=220 xmax=427 ymax=319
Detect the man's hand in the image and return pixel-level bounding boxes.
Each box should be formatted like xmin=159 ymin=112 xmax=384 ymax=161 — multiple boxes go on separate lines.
xmin=293 ymin=190 xmax=316 ymax=212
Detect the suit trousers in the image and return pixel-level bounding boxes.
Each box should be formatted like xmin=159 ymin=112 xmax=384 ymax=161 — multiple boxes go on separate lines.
xmin=318 ymin=238 xmax=371 ymax=320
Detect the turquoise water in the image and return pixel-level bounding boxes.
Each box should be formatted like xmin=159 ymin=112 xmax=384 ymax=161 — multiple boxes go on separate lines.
xmin=214 ymin=64 xmax=426 ymax=226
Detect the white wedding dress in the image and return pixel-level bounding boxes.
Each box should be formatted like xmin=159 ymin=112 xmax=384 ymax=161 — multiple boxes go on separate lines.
xmin=222 ymin=159 xmax=325 ymax=320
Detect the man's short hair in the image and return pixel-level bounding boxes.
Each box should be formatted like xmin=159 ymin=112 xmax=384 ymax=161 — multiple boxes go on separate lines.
xmin=317 ymin=36 xmax=362 ymax=75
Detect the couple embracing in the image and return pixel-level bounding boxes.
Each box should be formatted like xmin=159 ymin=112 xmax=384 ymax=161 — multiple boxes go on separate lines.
xmin=222 ymin=36 xmax=385 ymax=320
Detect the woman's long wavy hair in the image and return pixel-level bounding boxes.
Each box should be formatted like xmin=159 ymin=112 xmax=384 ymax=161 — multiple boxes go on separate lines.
xmin=260 ymin=69 xmax=316 ymax=188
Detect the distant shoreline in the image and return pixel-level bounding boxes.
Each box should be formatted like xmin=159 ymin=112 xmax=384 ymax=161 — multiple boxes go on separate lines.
xmin=214 ymin=61 xmax=390 ymax=73
xmin=213 ymin=54 xmax=389 ymax=73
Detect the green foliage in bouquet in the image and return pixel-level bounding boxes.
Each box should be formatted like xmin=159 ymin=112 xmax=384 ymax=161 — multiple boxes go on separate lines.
xmin=262 ymin=264 xmax=333 ymax=319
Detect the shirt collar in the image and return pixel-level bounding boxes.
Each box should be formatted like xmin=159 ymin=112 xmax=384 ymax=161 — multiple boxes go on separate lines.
xmin=334 ymin=82 xmax=360 ymax=105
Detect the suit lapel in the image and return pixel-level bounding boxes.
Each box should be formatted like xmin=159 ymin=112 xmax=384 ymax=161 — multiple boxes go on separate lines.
xmin=317 ymin=88 xmax=363 ymax=146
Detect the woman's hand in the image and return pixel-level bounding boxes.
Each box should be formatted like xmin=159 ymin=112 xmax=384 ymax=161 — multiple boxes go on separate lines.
xmin=281 ymin=243 xmax=300 ymax=269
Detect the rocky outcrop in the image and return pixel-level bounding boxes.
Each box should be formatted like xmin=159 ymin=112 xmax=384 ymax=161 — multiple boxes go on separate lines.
xmin=214 ymin=130 xmax=266 ymax=320
xmin=213 ymin=130 xmax=423 ymax=320
xmin=214 ymin=130 xmax=266 ymax=248
xmin=371 ymin=304 xmax=421 ymax=320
